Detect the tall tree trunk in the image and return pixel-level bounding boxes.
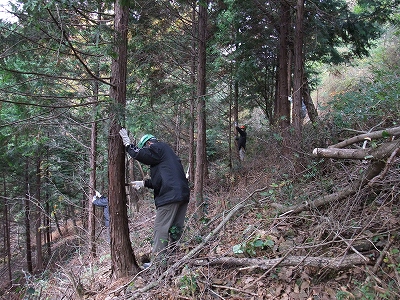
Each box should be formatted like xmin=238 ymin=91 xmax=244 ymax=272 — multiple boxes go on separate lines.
xmin=174 ymin=106 xmax=182 ymax=154
xmin=45 ymin=193 xmax=51 ymax=257
xmin=88 ymin=98 xmax=98 ymax=258
xmin=302 ymin=75 xmax=318 ymax=122
xmin=267 ymin=63 xmax=275 ymax=121
xmin=35 ymin=156 xmax=43 ymax=272
xmin=292 ymin=0 xmax=305 ymax=137
xmin=233 ymin=79 xmax=239 ymax=161
xmin=44 ymin=136 xmax=52 ymax=257
xmin=108 ymin=0 xmax=138 ymax=279
xmin=194 ymin=0 xmax=208 ymax=220
xmin=88 ymin=3 xmax=104 ymax=258
xmin=229 ymin=68 xmax=233 ymax=171
xmin=3 ymin=175 xmax=12 ymax=286
xmin=275 ymin=0 xmax=291 ymax=129
xmin=233 ymin=29 xmax=239 ymax=156
xmin=24 ymin=160 xmax=33 ymax=273
xmin=287 ymin=45 xmax=292 ymax=107
xmin=53 ymin=210 xmax=62 ymax=237
xmin=189 ymin=3 xmax=196 ymax=183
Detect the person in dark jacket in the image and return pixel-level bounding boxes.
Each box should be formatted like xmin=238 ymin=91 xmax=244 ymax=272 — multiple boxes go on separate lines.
xmin=119 ymin=129 xmax=190 ymax=259
xmin=235 ymin=122 xmax=247 ymax=161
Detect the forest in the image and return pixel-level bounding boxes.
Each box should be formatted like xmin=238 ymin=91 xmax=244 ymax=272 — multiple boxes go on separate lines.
xmin=0 ymin=0 xmax=399 ymax=299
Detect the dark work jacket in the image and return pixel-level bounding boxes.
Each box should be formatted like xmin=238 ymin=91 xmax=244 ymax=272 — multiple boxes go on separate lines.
xmin=92 ymin=196 xmax=109 ymax=227
xmin=235 ymin=126 xmax=247 ymax=150
xmin=126 ymin=141 xmax=190 ymax=208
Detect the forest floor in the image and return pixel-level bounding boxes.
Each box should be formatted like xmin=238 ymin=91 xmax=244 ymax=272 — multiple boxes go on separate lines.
xmin=2 ymin=124 xmax=399 ymax=299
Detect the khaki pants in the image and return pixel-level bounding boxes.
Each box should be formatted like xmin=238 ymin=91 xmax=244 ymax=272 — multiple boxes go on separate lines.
xmin=153 ymin=201 xmax=188 ymax=256
xmin=239 ymin=148 xmax=245 ymax=161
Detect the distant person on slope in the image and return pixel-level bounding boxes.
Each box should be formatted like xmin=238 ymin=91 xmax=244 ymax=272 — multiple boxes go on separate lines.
xmin=92 ymin=190 xmax=110 ymax=241
xmin=119 ymin=128 xmax=190 ymax=267
xmin=235 ymin=122 xmax=247 ymax=161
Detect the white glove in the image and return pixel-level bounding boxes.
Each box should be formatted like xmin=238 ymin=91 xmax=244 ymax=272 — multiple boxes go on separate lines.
xmin=130 ymin=181 xmax=144 ymax=190
xmin=119 ymin=128 xmax=131 ymax=146
xmin=234 ymin=122 xmax=238 ymax=127
xmin=95 ymin=190 xmax=101 ymax=198
xmin=92 ymin=195 xmax=97 ymax=202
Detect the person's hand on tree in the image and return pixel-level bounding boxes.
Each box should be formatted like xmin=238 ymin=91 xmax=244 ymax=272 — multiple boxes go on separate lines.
xmin=119 ymin=128 xmax=131 ymax=146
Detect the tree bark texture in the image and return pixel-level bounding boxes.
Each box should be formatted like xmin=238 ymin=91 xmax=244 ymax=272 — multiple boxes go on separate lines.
xmin=275 ymin=0 xmax=290 ymax=128
xmin=292 ymin=0 xmax=304 ymax=136
xmin=188 ymin=3 xmax=197 ymax=183
xmin=194 ymin=0 xmax=208 ymax=220
xmin=302 ymin=76 xmax=318 ymax=122
xmin=108 ymin=0 xmax=138 ymax=279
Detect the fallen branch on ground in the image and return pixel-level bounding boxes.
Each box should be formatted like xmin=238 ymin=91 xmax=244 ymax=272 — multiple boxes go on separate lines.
xmin=273 ymin=160 xmax=385 ymax=215
xmin=191 ymin=253 xmax=369 ymax=270
xmin=312 ymin=140 xmax=399 ymax=160
xmin=272 ymin=126 xmax=400 ymax=215
xmin=328 ymin=126 xmax=400 ymax=149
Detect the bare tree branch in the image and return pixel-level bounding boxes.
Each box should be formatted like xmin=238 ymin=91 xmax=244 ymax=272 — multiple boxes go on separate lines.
xmin=191 ymin=253 xmax=369 ymax=270
xmin=328 ymin=126 xmax=400 ymax=149
xmin=313 ymin=140 xmax=400 ymax=160
xmin=46 ymin=8 xmax=113 ymax=87
xmin=274 ymin=160 xmax=386 ymax=215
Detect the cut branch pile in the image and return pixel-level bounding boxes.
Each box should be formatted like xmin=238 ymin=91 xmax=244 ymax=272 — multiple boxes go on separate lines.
xmin=273 ymin=126 xmax=400 ymax=215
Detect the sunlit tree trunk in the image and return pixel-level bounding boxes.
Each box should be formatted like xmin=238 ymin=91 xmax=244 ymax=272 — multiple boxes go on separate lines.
xmin=292 ymin=0 xmax=305 ymax=137
xmin=302 ymin=75 xmax=318 ymax=122
xmin=108 ymin=0 xmax=139 ymax=279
